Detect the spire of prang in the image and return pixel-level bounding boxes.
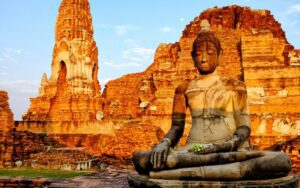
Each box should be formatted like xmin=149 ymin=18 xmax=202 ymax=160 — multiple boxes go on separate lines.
xmin=50 ymin=0 xmax=100 ymax=95
xmin=56 ymin=0 xmax=93 ymax=41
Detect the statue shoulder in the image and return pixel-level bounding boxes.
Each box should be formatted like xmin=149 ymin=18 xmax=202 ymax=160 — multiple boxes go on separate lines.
xmin=175 ymin=81 xmax=190 ymax=94
xmin=220 ymin=78 xmax=247 ymax=91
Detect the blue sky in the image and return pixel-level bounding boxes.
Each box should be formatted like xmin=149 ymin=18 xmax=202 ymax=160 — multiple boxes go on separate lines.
xmin=0 ymin=0 xmax=300 ymax=120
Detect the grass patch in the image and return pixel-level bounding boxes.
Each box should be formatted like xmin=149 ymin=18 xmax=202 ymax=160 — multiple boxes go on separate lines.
xmin=0 ymin=168 xmax=92 ymax=179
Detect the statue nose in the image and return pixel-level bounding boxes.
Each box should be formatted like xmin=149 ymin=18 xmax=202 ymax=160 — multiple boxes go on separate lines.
xmin=201 ymin=56 xmax=207 ymax=63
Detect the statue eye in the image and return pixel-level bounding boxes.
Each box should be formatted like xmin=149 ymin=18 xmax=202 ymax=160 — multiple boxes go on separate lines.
xmin=195 ymin=51 xmax=202 ymax=55
xmin=207 ymin=50 xmax=213 ymax=55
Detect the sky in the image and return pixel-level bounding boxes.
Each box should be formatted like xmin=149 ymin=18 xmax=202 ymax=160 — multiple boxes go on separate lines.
xmin=0 ymin=0 xmax=300 ymax=120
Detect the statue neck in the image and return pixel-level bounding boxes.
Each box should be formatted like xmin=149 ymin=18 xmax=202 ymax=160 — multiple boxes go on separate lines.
xmin=197 ymin=71 xmax=220 ymax=88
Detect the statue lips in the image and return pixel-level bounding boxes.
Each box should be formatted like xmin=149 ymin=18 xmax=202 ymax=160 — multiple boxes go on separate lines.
xmin=198 ymin=65 xmax=213 ymax=72
xmin=199 ymin=65 xmax=209 ymax=69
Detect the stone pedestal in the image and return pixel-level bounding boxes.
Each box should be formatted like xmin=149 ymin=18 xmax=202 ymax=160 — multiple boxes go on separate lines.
xmin=128 ymin=173 xmax=298 ymax=188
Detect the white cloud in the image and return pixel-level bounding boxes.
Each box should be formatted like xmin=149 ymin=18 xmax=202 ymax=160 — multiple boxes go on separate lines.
xmin=103 ymin=39 xmax=154 ymax=70
xmin=284 ymin=4 xmax=300 ymax=15
xmin=0 ymin=80 xmax=38 ymax=120
xmin=0 ymin=66 xmax=9 ymax=77
xmin=0 ymin=48 xmax=23 ymax=64
xmin=122 ymin=39 xmax=155 ymax=64
xmin=103 ymin=61 xmax=141 ymax=68
xmin=93 ymin=24 xmax=140 ymax=36
xmin=123 ymin=38 xmax=155 ymax=65
xmin=160 ymin=27 xmax=174 ymax=33
xmin=105 ymin=61 xmax=140 ymax=67
xmin=180 ymin=18 xmax=185 ymax=22
xmin=113 ymin=25 xmax=140 ymax=36
xmin=5 ymin=48 xmax=23 ymax=54
xmin=124 ymin=38 xmax=139 ymax=47
xmin=0 ymin=80 xmax=39 ymax=94
xmin=0 ymin=65 xmax=8 ymax=69
xmin=122 ymin=47 xmax=154 ymax=62
xmin=291 ymin=4 xmax=300 ymax=12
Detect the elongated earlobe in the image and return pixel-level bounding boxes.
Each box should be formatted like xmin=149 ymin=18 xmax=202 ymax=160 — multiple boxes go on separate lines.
xmin=219 ymin=48 xmax=223 ymax=58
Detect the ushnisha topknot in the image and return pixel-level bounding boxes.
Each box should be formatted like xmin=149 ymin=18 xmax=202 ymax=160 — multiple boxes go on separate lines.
xmin=192 ymin=19 xmax=222 ymax=56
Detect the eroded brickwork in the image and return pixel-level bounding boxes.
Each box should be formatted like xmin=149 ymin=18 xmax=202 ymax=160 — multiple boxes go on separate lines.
xmin=104 ymin=6 xmax=300 ymax=139
xmin=23 ymin=0 xmax=103 ymax=121
xmin=0 ymin=91 xmax=15 ymax=168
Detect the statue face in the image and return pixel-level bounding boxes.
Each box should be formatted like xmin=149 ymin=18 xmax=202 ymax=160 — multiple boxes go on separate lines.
xmin=192 ymin=41 xmax=219 ymax=75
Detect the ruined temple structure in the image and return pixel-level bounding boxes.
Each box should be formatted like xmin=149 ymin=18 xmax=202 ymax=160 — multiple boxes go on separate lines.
xmin=103 ymin=6 xmax=300 ymax=168
xmin=23 ymin=0 xmax=102 ymax=121
xmin=0 ymin=91 xmax=15 ymax=167
xmin=16 ymin=4 xmax=300 ymax=170
xmin=104 ymin=5 xmax=300 ymax=137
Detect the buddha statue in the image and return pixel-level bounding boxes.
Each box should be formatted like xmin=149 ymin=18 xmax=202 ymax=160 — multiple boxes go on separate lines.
xmin=128 ymin=20 xmax=294 ymax=187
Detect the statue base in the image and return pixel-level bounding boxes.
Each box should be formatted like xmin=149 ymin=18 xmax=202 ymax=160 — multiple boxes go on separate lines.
xmin=128 ymin=173 xmax=298 ymax=188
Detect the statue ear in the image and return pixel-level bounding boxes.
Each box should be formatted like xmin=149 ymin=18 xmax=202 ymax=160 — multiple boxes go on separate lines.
xmin=219 ymin=48 xmax=223 ymax=58
xmin=217 ymin=49 xmax=223 ymax=61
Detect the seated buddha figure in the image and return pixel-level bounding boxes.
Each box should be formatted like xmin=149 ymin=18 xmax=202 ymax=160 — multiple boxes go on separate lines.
xmin=131 ymin=22 xmax=291 ymax=181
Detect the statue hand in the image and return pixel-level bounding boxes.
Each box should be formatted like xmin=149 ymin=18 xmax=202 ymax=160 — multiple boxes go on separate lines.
xmin=150 ymin=140 xmax=170 ymax=170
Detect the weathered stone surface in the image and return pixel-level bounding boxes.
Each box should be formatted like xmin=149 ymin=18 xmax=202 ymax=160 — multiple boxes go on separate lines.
xmin=94 ymin=122 xmax=164 ymax=166
xmin=6 ymin=130 xmax=99 ymax=170
xmin=251 ymin=135 xmax=300 ymax=174
xmin=12 ymin=120 xmax=163 ymax=169
xmin=23 ymin=0 xmax=103 ymax=121
xmin=128 ymin=173 xmax=299 ymax=188
xmin=0 ymin=91 xmax=15 ymax=168
xmin=0 ymin=91 xmax=14 ymax=132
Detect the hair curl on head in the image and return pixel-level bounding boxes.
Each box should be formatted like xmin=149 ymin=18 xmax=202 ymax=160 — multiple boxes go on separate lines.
xmin=191 ymin=31 xmax=222 ymax=57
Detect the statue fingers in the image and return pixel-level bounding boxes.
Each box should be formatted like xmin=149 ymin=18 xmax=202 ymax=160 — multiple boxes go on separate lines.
xmin=153 ymin=152 xmax=160 ymax=169
xmin=153 ymin=151 xmax=158 ymax=169
xmin=150 ymin=151 xmax=154 ymax=165
xmin=162 ymin=149 xmax=168 ymax=164
xmin=157 ymin=151 xmax=162 ymax=168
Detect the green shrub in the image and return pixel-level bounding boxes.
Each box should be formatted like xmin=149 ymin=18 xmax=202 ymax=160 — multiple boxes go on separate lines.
xmin=0 ymin=168 xmax=91 ymax=179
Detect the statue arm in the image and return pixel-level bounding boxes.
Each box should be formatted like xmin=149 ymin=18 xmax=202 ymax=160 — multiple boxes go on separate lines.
xmin=150 ymin=82 xmax=188 ymax=169
xmin=163 ymin=85 xmax=187 ymax=147
xmin=233 ymin=83 xmax=251 ymax=151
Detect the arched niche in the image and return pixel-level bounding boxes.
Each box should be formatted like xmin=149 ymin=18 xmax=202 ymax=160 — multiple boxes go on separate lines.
xmin=58 ymin=61 xmax=67 ymax=84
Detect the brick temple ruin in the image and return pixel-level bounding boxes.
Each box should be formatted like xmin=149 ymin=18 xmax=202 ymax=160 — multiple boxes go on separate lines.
xmin=0 ymin=0 xmax=300 ymax=172
xmin=23 ymin=0 xmax=102 ymax=122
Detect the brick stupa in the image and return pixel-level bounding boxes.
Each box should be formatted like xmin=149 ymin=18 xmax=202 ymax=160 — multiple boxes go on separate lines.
xmin=104 ymin=6 xmax=300 ymax=137
xmin=24 ymin=0 xmax=102 ymax=121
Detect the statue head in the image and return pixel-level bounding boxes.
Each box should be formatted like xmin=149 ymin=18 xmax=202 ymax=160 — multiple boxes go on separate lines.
xmin=191 ymin=20 xmax=222 ymax=75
